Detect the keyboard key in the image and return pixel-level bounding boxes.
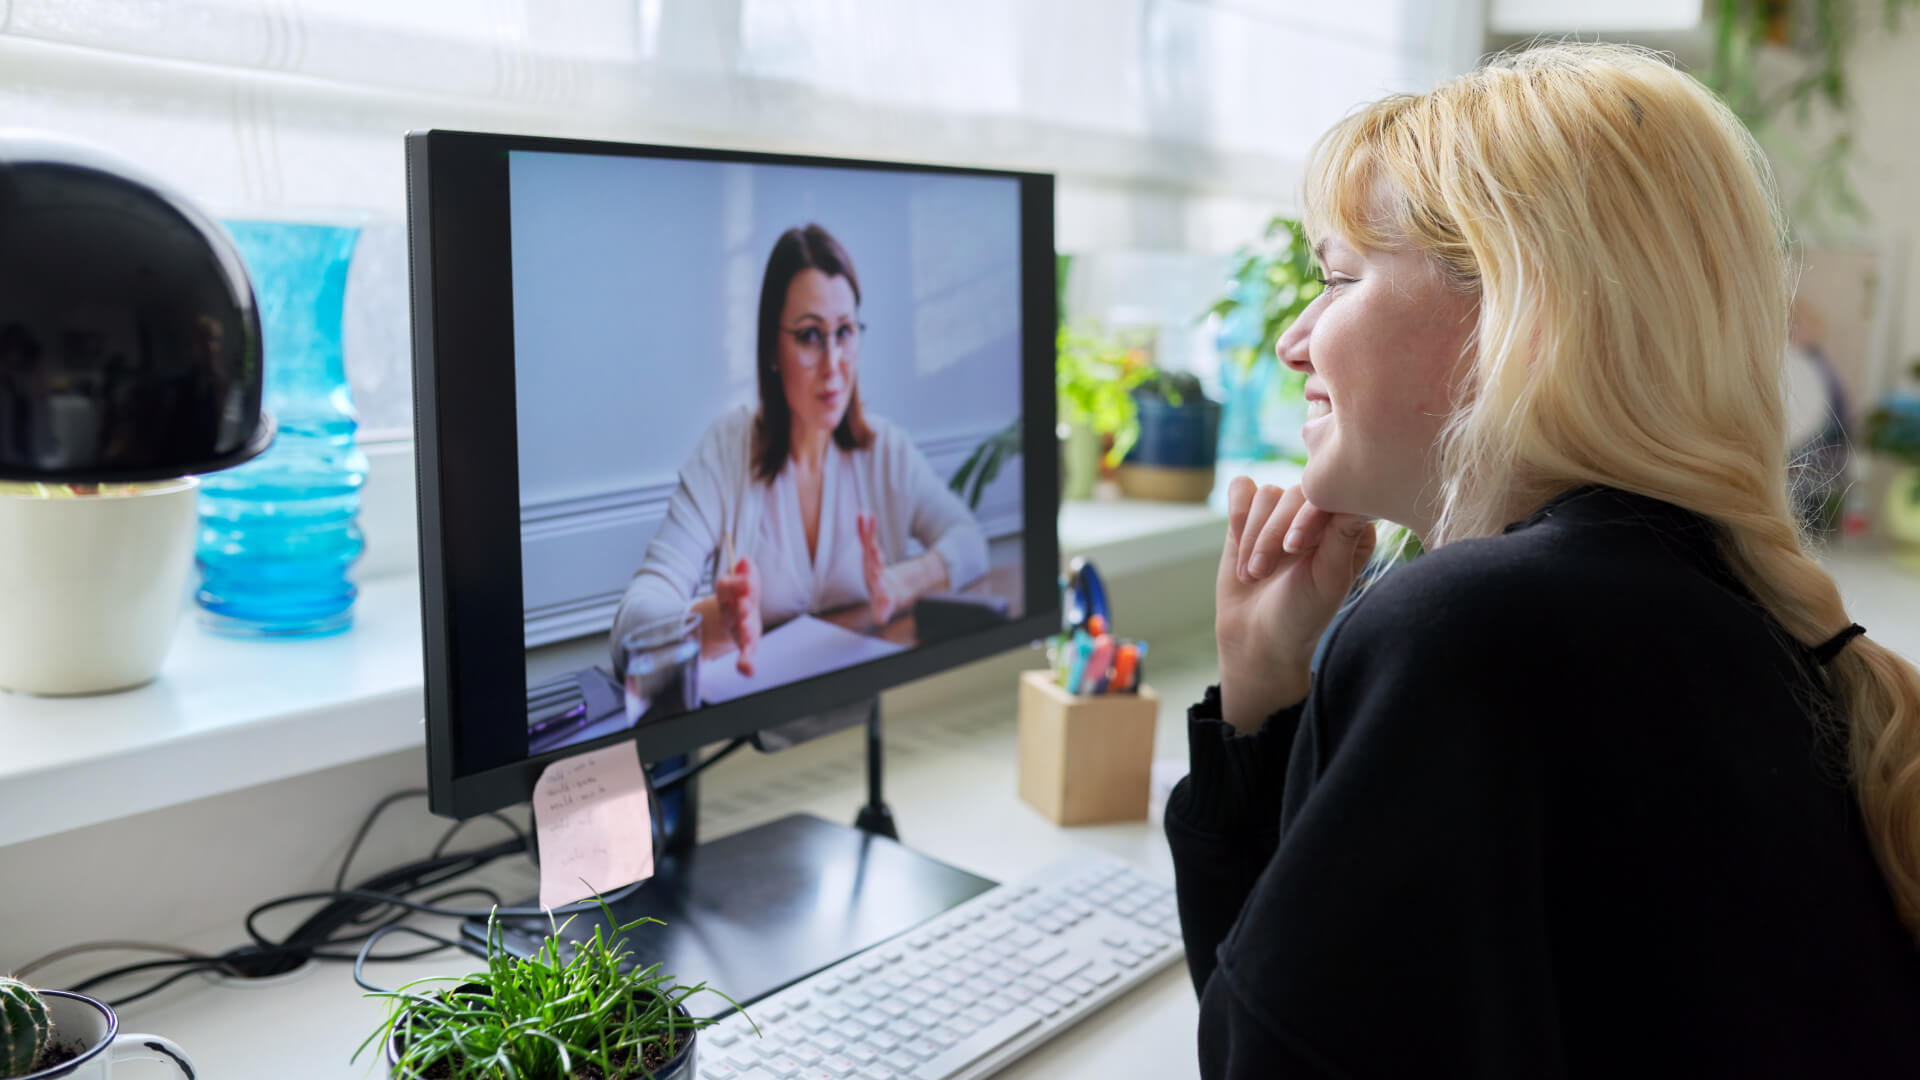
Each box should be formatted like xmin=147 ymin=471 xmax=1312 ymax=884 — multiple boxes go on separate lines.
xmin=1113 ymin=951 xmax=1140 ymax=969
xmin=797 ymin=1068 xmax=840 ymax=1080
xmin=791 ymin=1043 xmax=826 ymax=1065
xmin=1007 ymin=986 xmax=1034 ymax=1006
xmin=960 ymin=1005 xmax=1001 ymax=1028
xmin=1008 ymin=928 xmax=1042 ymax=949
xmin=767 ymin=1056 xmax=805 ymax=1076
xmin=903 ymin=1037 xmax=944 ymax=1062
xmin=820 ymin=1001 xmax=852 ymax=1022
xmin=856 ymin=1066 xmax=893 ymax=1080
xmin=964 ymin=976 xmax=998 ymax=998
xmin=884 ymin=973 xmax=913 ymax=991
xmin=906 ymin=1008 xmax=944 ymax=1029
xmin=728 ymin=1049 xmax=763 ymax=1070
xmin=860 ymin=957 xmax=886 ymax=973
xmin=1030 ymin=994 xmax=1062 ymax=1017
xmin=843 ymin=1044 xmax=878 ymax=1065
xmin=927 ymin=996 xmax=962 ymax=1018
xmin=798 ymin=1013 xmax=832 ymax=1034
xmin=875 ymin=997 xmax=913 ymax=1019
xmin=1084 ymin=962 xmax=1121 ymax=985
xmin=926 ymin=1025 xmax=961 ymax=1049
xmin=866 ymin=1030 xmax=902 ymax=1053
xmin=713 ymin=1028 xmax=743 ymax=1047
xmin=813 ymin=1033 xmax=847 ymax=1054
xmin=1038 ymin=952 xmax=1091 ymax=982
xmin=1020 ymin=940 xmax=1066 ymax=968
xmin=883 ymin=1051 xmax=921 ymax=1073
xmin=764 ymin=1005 xmax=790 ymax=1023
xmin=947 ymin=1015 xmax=979 ymax=1037
xmin=1064 ymin=977 xmax=1096 ymax=997
xmin=736 ymin=1069 xmax=783 ymax=1080
xmin=883 ymin=948 xmax=906 ymax=963
xmin=1046 ymin=987 xmax=1079 ymax=1008
xmin=1019 ymin=975 xmax=1052 ymax=996
xmin=908 ymin=1006 xmax=1043 ymax=1080
xmin=947 ymin=986 xmax=980 ymax=1008
xmin=898 ymin=987 xmax=930 ymax=1007
xmin=825 ymin=1056 xmax=861 ymax=1077
xmin=1101 ymin=933 xmax=1131 ymax=950
xmin=907 ymin=935 xmax=932 ymax=950
xmin=703 ymin=1061 xmax=741 ymax=1079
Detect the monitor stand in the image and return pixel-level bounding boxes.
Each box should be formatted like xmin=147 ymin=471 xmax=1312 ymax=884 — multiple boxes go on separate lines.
xmin=469 ymin=701 xmax=997 ymax=1017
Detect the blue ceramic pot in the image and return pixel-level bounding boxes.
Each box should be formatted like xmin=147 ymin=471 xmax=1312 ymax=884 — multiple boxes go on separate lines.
xmin=1124 ymin=391 xmax=1222 ymax=469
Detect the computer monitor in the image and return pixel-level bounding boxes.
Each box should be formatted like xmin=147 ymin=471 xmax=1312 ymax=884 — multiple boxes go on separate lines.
xmin=405 ymin=130 xmax=1060 ymax=1006
xmin=407 ymin=130 xmax=1058 ymax=819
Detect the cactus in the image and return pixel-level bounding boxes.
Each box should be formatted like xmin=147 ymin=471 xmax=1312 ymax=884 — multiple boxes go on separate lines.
xmin=0 ymin=977 xmax=51 ymax=1078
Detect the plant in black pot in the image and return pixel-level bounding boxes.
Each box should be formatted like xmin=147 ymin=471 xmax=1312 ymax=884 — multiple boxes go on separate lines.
xmin=357 ymin=900 xmax=742 ymax=1079
xmin=1115 ymin=370 xmax=1222 ymax=502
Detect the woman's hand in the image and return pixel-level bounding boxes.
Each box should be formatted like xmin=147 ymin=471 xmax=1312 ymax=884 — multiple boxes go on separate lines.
xmin=713 ymin=556 xmax=763 ymax=676
xmin=1215 ymin=477 xmax=1377 ymax=733
xmin=857 ymin=513 xmax=902 ymax=623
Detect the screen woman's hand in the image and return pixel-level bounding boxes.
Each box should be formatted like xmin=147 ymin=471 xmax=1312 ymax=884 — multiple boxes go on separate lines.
xmin=857 ymin=512 xmax=901 ymax=624
xmin=1215 ymin=477 xmax=1377 ymax=733
xmin=714 ymin=556 xmax=763 ymax=676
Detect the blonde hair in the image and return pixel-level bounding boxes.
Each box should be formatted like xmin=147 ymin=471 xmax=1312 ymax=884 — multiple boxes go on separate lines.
xmin=1306 ymin=42 xmax=1920 ymax=940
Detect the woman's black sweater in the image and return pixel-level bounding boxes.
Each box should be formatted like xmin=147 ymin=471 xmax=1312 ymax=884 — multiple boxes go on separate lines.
xmin=1164 ymin=485 xmax=1920 ymax=1077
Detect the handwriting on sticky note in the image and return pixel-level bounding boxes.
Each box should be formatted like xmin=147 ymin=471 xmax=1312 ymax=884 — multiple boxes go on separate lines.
xmin=532 ymin=745 xmax=654 ymax=911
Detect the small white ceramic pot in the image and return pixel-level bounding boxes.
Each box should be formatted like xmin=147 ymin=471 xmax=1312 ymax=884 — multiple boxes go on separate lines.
xmin=16 ymin=990 xmax=194 ymax=1079
xmin=0 ymin=477 xmax=199 ymax=695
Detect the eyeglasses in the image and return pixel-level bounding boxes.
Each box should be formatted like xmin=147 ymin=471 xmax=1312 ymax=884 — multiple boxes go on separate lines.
xmin=780 ymin=321 xmax=865 ymax=366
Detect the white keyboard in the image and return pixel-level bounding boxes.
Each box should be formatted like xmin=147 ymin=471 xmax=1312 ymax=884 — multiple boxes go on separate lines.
xmin=696 ymin=849 xmax=1185 ymax=1080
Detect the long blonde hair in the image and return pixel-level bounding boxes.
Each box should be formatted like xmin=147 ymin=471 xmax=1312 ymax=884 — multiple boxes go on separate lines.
xmin=1305 ymin=42 xmax=1920 ymax=939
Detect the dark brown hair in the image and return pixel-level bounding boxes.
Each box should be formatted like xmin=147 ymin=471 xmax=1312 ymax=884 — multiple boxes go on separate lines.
xmin=752 ymin=223 xmax=874 ymax=483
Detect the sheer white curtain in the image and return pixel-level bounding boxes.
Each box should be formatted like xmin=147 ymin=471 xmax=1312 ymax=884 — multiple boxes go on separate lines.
xmin=0 ymin=0 xmax=1479 ymax=436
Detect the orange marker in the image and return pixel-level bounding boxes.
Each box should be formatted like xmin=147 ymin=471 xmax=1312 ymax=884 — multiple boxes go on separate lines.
xmin=1111 ymin=643 xmax=1138 ymax=695
xmin=1086 ymin=613 xmax=1106 ymax=637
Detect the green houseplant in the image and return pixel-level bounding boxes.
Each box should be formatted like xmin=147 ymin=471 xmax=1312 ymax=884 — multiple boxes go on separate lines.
xmin=357 ymin=901 xmax=741 ymax=1080
xmin=1117 ymin=371 xmax=1224 ymax=502
xmin=1706 ymin=0 xmax=1920 ymax=229
xmin=1862 ymin=359 xmax=1920 ymax=553
xmin=1056 ymin=326 xmax=1152 ymax=499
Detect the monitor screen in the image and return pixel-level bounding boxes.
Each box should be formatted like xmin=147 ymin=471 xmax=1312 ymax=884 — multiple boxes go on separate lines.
xmin=407 ymin=131 xmax=1058 ymax=817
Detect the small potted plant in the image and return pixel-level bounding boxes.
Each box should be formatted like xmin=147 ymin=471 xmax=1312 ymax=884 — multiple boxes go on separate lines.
xmin=1056 ymin=326 xmax=1151 ymax=500
xmin=1862 ymin=359 xmax=1920 ymax=556
xmin=357 ymin=901 xmax=741 ymax=1079
xmin=0 ymin=975 xmax=195 ymax=1079
xmin=1116 ymin=370 xmax=1223 ymax=502
xmin=1205 ymin=215 xmax=1321 ymax=464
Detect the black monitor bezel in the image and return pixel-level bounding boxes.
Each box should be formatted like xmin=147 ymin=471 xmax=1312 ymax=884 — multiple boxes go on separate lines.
xmin=407 ymin=129 xmax=1060 ymax=820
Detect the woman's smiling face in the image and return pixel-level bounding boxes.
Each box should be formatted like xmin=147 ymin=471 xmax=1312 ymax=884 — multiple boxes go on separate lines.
xmin=777 ymin=268 xmax=860 ymax=437
xmin=1276 ymin=232 xmax=1479 ymax=533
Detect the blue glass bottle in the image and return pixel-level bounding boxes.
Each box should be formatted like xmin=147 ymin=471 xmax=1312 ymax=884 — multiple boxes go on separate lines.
xmin=196 ymin=221 xmax=367 ymax=636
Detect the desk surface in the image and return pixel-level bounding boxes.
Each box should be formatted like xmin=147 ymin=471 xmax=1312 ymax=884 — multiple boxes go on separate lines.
xmin=117 ymin=631 xmax=1221 ymax=1079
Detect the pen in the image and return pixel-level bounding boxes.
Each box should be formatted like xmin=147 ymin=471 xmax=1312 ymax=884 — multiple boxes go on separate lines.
xmin=1082 ymin=634 xmax=1115 ymax=695
xmin=1128 ymin=640 xmax=1149 ymax=693
xmin=1111 ymin=643 xmax=1137 ymax=696
xmin=1065 ymin=630 xmax=1092 ymax=696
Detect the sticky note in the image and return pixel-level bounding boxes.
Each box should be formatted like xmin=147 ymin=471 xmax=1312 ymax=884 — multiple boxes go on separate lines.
xmin=532 ymin=744 xmax=655 ymax=911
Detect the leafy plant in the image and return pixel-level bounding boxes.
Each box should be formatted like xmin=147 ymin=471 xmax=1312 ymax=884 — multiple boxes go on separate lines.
xmin=1706 ymin=0 xmax=1920 ymax=228
xmin=1863 ymin=359 xmax=1920 ymax=502
xmin=1205 ymin=216 xmax=1322 ymax=387
xmin=1057 ymin=326 xmax=1152 ymax=467
xmin=0 ymin=977 xmax=52 ymax=1079
xmin=949 ymin=417 xmax=1023 ymax=511
xmin=1134 ymin=370 xmax=1211 ymax=408
xmin=355 ymin=898 xmax=742 ymax=1080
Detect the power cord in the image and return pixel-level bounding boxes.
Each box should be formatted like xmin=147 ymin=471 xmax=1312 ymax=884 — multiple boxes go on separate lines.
xmin=25 ymin=743 xmax=727 ymax=1008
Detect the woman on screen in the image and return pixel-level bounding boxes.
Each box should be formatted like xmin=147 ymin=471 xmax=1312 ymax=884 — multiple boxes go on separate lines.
xmin=611 ymin=223 xmax=988 ymax=677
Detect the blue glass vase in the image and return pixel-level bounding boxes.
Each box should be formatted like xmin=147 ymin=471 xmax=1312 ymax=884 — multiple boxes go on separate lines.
xmin=196 ymin=221 xmax=367 ymax=637
xmin=1217 ymin=348 xmax=1275 ymax=461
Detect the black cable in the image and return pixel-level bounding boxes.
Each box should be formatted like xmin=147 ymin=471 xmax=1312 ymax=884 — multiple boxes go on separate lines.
xmin=353 ymin=925 xmax=484 ymax=994
xmin=333 ymin=789 xmax=428 ymax=893
xmin=651 ymin=737 xmax=750 ymax=792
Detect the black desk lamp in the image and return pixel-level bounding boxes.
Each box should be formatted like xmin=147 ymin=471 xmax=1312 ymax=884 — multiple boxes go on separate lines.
xmin=0 ymin=131 xmax=273 ymax=694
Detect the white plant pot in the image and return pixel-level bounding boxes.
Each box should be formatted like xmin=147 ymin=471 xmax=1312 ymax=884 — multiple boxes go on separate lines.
xmin=0 ymin=478 xmax=199 ymax=695
xmin=19 ymin=990 xmax=194 ymax=1079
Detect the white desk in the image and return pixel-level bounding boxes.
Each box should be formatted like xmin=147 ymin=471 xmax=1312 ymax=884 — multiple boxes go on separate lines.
xmin=109 ymin=630 xmax=1224 ymax=1079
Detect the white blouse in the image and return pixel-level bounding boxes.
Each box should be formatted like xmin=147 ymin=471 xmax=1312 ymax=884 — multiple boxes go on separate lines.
xmin=611 ymin=404 xmax=989 ymax=666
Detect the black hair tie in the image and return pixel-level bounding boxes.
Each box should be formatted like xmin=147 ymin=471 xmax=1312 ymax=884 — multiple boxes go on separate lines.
xmin=1813 ymin=623 xmax=1867 ymax=665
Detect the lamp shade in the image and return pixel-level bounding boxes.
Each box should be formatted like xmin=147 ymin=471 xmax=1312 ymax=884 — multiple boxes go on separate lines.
xmin=0 ymin=131 xmax=272 ymax=483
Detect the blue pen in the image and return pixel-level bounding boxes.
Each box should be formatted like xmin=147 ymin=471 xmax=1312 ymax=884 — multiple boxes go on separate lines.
xmin=1128 ymin=640 xmax=1150 ymax=693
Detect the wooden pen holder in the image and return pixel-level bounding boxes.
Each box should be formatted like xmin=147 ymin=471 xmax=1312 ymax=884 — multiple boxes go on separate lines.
xmin=1016 ymin=670 xmax=1160 ymax=826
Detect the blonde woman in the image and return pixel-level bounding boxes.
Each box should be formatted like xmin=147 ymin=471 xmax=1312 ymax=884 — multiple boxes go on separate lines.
xmin=1167 ymin=43 xmax=1920 ymax=1076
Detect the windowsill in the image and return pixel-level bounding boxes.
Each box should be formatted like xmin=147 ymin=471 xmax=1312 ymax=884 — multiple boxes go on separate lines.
xmin=0 ymin=484 xmax=1260 ymax=848
xmin=16 ymin=453 xmax=1911 ymax=851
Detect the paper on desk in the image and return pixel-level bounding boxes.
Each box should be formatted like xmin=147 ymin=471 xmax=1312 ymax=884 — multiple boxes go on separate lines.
xmin=532 ymin=744 xmax=654 ymax=911
xmin=699 ymin=613 xmax=905 ymax=705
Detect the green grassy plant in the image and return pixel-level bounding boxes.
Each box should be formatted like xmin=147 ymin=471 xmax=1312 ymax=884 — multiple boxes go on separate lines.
xmin=355 ymin=898 xmax=744 ymax=1080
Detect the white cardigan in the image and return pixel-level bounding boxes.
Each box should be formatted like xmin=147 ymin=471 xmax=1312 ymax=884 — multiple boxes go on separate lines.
xmin=610 ymin=404 xmax=989 ymax=666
